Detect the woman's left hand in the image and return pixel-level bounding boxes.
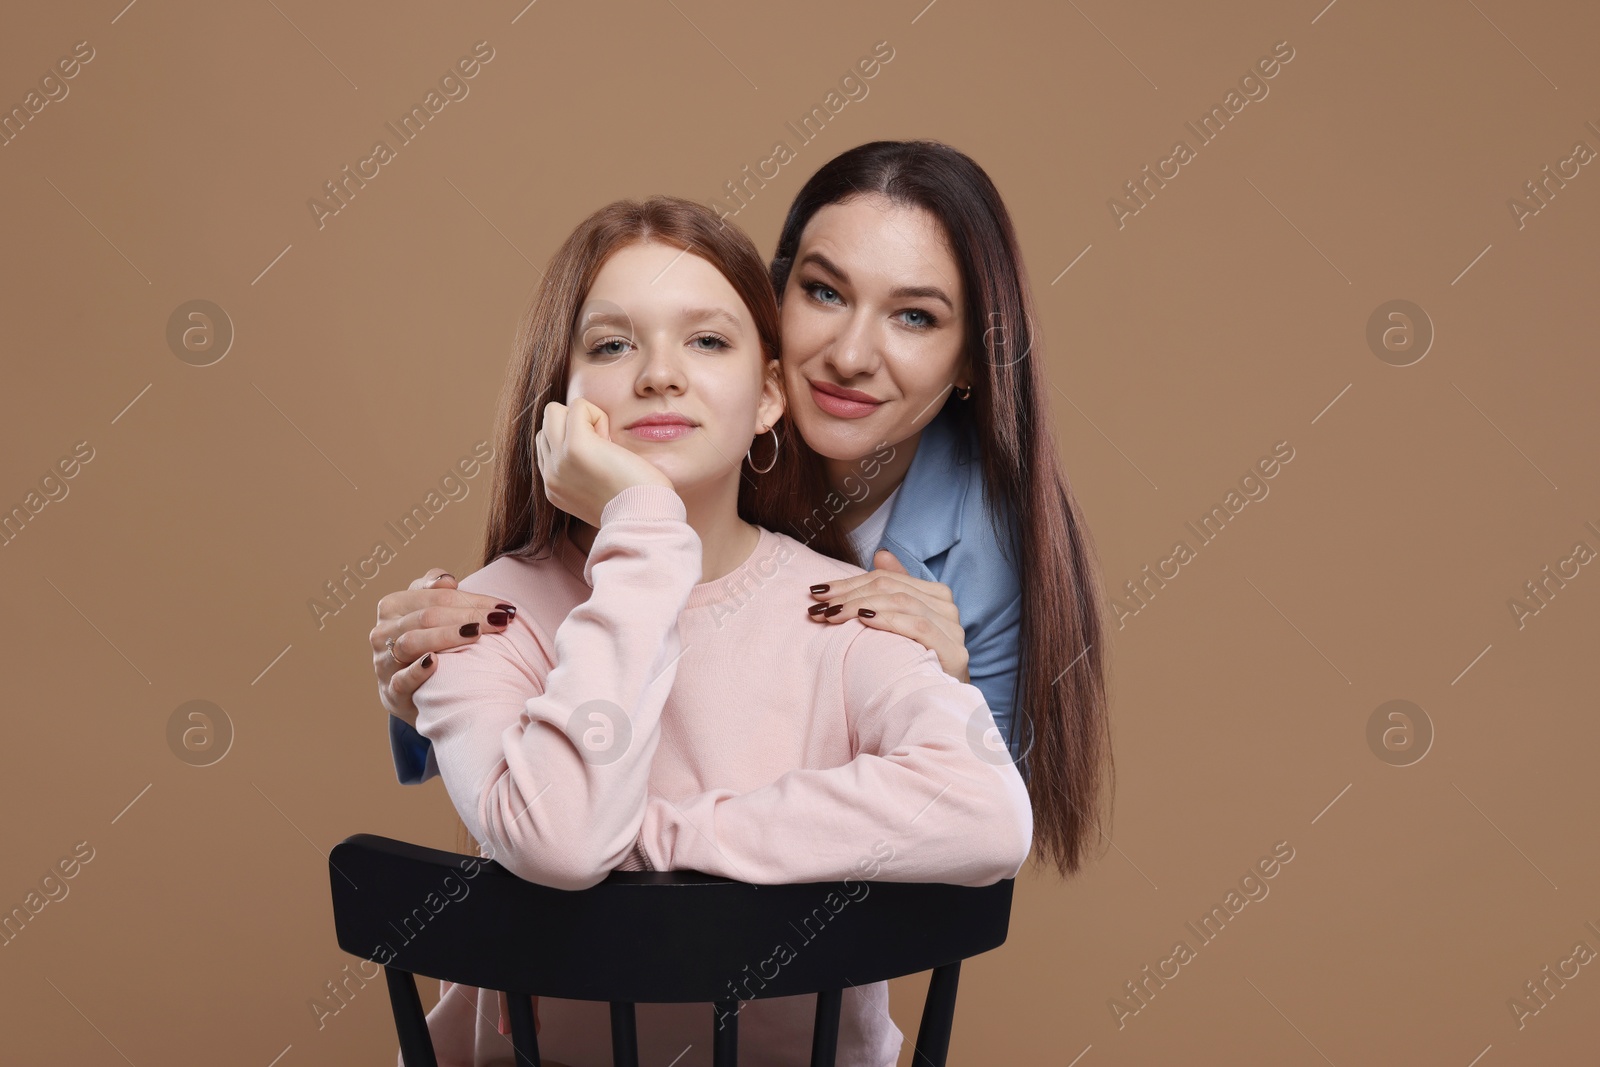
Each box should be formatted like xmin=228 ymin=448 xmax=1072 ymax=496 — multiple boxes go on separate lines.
xmin=807 ymin=550 xmax=970 ymax=684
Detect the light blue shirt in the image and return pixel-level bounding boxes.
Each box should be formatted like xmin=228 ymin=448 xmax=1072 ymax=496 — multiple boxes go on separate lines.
xmin=389 ymin=398 xmax=1027 ymax=784
xmin=869 ymin=398 xmax=1028 ymax=779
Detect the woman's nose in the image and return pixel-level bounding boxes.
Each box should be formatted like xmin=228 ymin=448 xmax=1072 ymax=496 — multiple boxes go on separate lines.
xmin=824 ymin=313 xmax=879 ymax=378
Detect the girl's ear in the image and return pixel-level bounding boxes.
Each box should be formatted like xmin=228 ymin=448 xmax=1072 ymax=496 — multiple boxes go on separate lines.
xmin=757 ymin=358 xmax=786 ymax=433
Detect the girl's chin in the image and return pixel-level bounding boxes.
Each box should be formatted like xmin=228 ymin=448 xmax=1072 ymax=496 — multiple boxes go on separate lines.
xmin=641 ymin=464 xmax=731 ymax=497
xmin=632 ymin=442 xmax=744 ymax=479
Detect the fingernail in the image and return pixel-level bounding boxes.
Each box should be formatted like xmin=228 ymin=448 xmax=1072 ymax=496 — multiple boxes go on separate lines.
xmin=808 ymin=603 xmax=829 ymax=616
xmin=429 ymin=573 xmax=457 ymax=587
xmin=810 ymin=584 xmax=829 ymax=594
xmin=857 ymin=608 xmax=876 ymax=618
xmin=824 ymin=604 xmax=843 ymax=617
xmin=420 ymin=653 xmax=434 ymax=668
xmin=487 ymin=611 xmax=509 ymax=626
xmin=496 ymin=603 xmax=517 ymax=617
xmin=459 ymin=622 xmax=480 ymax=637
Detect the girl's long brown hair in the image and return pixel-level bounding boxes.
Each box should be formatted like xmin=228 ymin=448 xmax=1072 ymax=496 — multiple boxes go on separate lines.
xmin=770 ymin=140 xmax=1115 ymax=880
xmin=451 ymin=196 xmax=854 ymax=854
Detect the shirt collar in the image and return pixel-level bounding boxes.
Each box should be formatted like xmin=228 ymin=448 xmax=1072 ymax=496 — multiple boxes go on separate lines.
xmin=880 ymin=399 xmax=973 ymax=565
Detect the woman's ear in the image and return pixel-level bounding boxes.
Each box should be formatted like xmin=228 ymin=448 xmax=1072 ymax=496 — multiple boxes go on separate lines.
xmin=757 ymin=358 xmax=786 ymax=433
xmin=956 ymin=355 xmax=975 ymax=394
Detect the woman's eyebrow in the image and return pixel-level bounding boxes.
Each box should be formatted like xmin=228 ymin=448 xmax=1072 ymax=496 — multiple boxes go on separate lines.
xmin=798 ymin=250 xmax=848 ymax=280
xmin=797 ymin=251 xmax=953 ymax=312
xmin=889 ymin=284 xmax=954 ymax=311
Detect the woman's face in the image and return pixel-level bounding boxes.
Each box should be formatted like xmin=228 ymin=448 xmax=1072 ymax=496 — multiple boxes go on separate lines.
xmin=778 ymin=194 xmax=970 ymax=464
xmin=565 ymin=240 xmax=783 ymax=495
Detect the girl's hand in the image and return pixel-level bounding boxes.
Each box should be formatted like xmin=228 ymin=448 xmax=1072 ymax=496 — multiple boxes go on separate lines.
xmin=371 ymin=569 xmax=519 ymax=727
xmin=535 ymin=398 xmax=673 ymax=527
xmin=807 ymin=550 xmax=971 ymax=684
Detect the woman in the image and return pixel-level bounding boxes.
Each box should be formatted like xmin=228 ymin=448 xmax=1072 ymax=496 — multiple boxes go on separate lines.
xmin=375 ymin=140 xmax=1112 ymax=879
xmin=409 ymin=194 xmax=1031 ymax=1066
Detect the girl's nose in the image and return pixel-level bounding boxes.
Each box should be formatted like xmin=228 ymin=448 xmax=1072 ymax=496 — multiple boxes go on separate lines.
xmin=636 ymin=340 xmax=687 ymax=395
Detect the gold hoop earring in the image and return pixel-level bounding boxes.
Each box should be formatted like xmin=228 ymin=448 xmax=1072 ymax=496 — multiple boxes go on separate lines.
xmin=955 ymin=383 xmax=972 ymax=401
xmin=747 ymin=426 xmax=779 ymax=474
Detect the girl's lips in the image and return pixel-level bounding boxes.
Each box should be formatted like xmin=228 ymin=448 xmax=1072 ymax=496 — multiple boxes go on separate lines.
xmin=809 ymin=382 xmax=883 ymax=419
xmin=625 ymin=424 xmax=696 ymax=441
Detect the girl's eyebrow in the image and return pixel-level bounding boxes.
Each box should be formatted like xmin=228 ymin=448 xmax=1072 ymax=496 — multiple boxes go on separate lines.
xmin=679 ymin=306 xmax=743 ymax=333
xmin=577 ymin=309 xmax=630 ymax=329
xmin=575 ymin=305 xmax=743 ymax=333
xmin=797 ymin=250 xmax=954 ymax=312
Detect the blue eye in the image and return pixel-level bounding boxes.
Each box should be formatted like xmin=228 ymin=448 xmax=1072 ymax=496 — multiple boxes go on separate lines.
xmin=691 ymin=334 xmax=732 ymax=351
xmin=586 ymin=337 xmax=632 ymax=357
xmin=803 ymin=281 xmax=843 ymax=305
xmin=900 ymin=309 xmax=936 ymax=328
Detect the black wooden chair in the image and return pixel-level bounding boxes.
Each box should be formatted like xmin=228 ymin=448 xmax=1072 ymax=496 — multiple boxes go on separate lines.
xmin=327 ymin=833 xmax=1015 ymax=1067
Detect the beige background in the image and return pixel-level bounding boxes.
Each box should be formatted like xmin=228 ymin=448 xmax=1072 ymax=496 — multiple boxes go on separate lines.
xmin=2 ymin=0 xmax=1597 ymax=1063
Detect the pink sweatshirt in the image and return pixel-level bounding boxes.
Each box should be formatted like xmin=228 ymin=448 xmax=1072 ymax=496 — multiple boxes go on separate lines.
xmin=406 ymin=484 xmax=1033 ymax=1067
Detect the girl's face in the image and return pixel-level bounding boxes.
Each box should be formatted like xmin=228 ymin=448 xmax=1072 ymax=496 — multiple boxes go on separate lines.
xmin=778 ymin=194 xmax=971 ymax=464
xmin=565 ymin=240 xmax=784 ymax=496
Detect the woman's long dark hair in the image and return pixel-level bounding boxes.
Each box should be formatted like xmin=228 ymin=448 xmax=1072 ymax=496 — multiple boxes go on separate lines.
xmin=770 ymin=140 xmax=1114 ymax=880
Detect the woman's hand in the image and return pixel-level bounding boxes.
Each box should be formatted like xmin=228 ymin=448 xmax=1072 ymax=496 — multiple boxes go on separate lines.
xmin=807 ymin=550 xmax=971 ymax=684
xmin=535 ymin=398 xmax=673 ymax=527
xmin=371 ymin=569 xmax=519 ymax=727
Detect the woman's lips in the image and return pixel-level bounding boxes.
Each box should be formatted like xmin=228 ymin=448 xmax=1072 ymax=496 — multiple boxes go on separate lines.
xmin=809 ymin=382 xmax=883 ymax=419
xmin=625 ymin=423 xmax=696 ymax=441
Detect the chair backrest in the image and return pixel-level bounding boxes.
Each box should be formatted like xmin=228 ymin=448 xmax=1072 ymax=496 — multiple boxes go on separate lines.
xmin=328 ymin=834 xmax=1015 ymax=1067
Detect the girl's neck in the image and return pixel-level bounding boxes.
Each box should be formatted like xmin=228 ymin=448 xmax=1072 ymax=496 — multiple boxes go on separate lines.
xmin=566 ymin=480 xmax=763 ymax=583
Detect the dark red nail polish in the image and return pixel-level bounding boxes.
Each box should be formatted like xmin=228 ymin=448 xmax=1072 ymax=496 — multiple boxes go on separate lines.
xmin=810 ymin=584 xmax=829 ymax=594
xmin=808 ymin=603 xmax=829 ymax=616
xmin=824 ymin=604 xmax=843 ymax=617
xmin=496 ymin=603 xmax=516 ymax=616
xmin=420 ymin=653 xmax=434 ymax=668
xmin=858 ymin=608 xmax=876 ymax=618
xmin=460 ymin=622 xmax=480 ymax=637
xmin=487 ymin=611 xmax=509 ymax=626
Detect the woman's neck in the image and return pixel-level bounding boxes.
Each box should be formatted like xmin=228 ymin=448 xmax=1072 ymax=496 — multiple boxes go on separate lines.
xmin=566 ymin=479 xmax=762 ymax=583
xmin=823 ymin=428 xmax=922 ymax=534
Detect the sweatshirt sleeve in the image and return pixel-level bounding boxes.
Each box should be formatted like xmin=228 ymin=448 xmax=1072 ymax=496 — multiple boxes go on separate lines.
xmin=633 ymin=625 xmax=1034 ymax=887
xmin=413 ymin=484 xmax=701 ymax=891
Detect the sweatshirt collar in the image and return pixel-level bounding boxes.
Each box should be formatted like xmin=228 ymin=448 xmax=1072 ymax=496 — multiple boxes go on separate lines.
xmin=557 ymin=524 xmax=785 ymax=610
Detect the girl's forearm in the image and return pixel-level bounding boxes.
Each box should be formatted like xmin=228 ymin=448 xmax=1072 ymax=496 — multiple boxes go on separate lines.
xmin=635 ymin=667 xmax=1032 ymax=887
xmin=423 ymin=485 xmax=703 ymax=891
